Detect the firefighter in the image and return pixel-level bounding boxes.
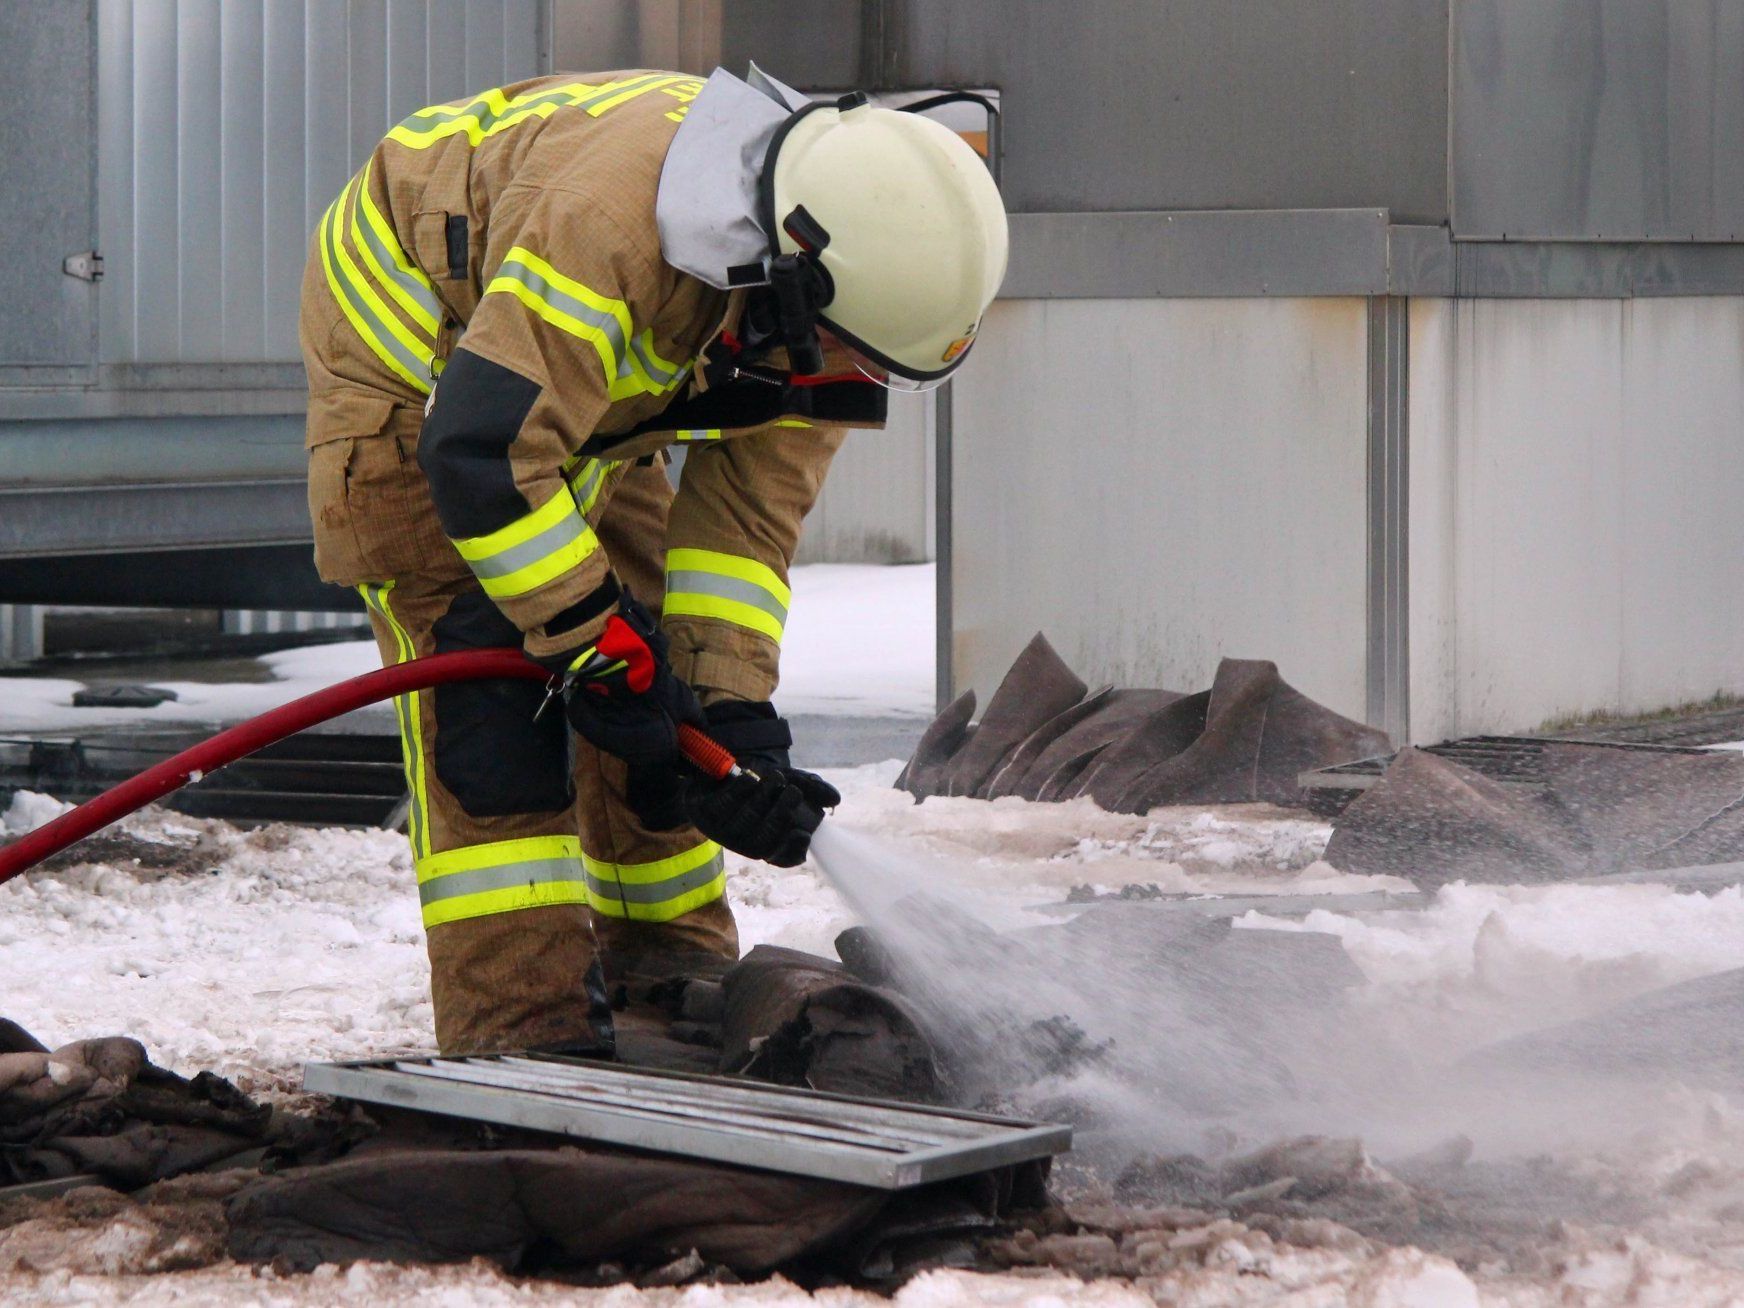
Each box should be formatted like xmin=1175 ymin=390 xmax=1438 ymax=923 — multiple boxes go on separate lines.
xmin=300 ymin=66 xmax=1008 ymax=1056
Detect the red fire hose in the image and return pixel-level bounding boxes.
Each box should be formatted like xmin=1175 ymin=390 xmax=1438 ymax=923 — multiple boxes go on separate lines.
xmin=0 ymin=648 xmax=738 ymax=888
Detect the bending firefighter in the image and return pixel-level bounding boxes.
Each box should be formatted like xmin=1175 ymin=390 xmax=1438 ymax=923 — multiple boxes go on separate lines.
xmin=300 ymin=67 xmax=1008 ymax=1055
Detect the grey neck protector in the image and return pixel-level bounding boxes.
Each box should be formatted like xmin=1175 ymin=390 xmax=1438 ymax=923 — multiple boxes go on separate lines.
xmin=656 ymin=65 xmax=809 ymax=291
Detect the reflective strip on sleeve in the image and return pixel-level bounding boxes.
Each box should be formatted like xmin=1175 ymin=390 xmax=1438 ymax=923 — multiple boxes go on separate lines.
xmin=451 ymin=481 xmax=601 ymax=599
xmin=565 ymin=456 xmax=616 ymax=515
xmin=416 ymin=835 xmax=588 ymax=929
xmin=675 ymin=429 xmax=721 ymax=442
xmin=359 ymin=582 xmax=431 ymax=860
xmin=318 ymin=173 xmax=435 ymax=394
xmin=484 ymin=248 xmax=691 ymax=404
xmin=386 ymin=74 xmax=703 ymax=149
xmin=664 ymin=548 xmax=791 ymax=643
xmin=581 ymin=840 xmax=726 ymax=923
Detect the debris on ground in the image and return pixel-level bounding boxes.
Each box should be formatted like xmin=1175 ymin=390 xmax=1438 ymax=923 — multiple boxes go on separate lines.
xmin=898 ymin=635 xmax=1389 ymax=811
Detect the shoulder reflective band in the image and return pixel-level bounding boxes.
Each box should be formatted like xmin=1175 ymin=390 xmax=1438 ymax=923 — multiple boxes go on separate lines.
xmin=452 ymin=480 xmax=601 ymax=599
xmin=388 ymin=74 xmax=705 ymax=150
xmin=358 ymin=583 xmax=431 ymax=861
xmin=664 ymin=548 xmax=791 ymax=644
xmin=319 ymin=173 xmax=437 ymax=394
xmin=580 ymin=840 xmax=726 ymax=923
xmin=485 ymin=248 xmax=691 ymax=404
xmin=416 ymin=835 xmax=588 ymax=929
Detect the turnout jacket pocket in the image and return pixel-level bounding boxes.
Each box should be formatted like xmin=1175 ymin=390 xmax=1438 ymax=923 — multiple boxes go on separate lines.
xmin=307 ymin=389 xmax=454 ymax=585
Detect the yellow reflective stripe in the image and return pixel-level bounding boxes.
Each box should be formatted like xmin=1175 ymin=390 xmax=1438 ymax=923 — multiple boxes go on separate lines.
xmin=566 ymin=456 xmax=615 ymax=514
xmin=359 ymin=582 xmax=431 ymax=860
xmin=452 ymin=482 xmax=600 ymax=600
xmin=665 ymin=549 xmax=792 ymax=606
xmin=387 ymin=82 xmax=590 ymax=149
xmin=417 ymin=834 xmax=581 ymax=880
xmin=582 ymin=839 xmax=722 ymax=885
xmin=486 ymin=246 xmax=632 ymax=391
xmin=352 ymin=161 xmax=440 ymax=336
xmin=321 ymin=176 xmax=434 ymax=393
xmin=676 ymin=429 xmax=722 ymax=442
xmin=320 ymin=196 xmax=428 ymax=395
xmin=581 ymin=840 xmax=726 ymax=924
xmin=664 ymin=548 xmax=791 ymax=643
xmin=775 ymin=420 xmax=813 ymax=428
xmin=416 ymin=837 xmax=587 ymax=929
xmin=581 ymin=74 xmax=697 ymax=117
xmin=386 ymin=76 xmax=703 ymax=150
xmin=663 ymin=593 xmax=784 ymax=642
xmin=583 ymin=874 xmax=726 ymax=924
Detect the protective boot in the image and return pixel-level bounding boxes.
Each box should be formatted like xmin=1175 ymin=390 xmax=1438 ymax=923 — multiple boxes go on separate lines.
xmin=587 ymin=895 xmax=740 ymax=986
xmin=425 ymin=904 xmax=616 ymax=1056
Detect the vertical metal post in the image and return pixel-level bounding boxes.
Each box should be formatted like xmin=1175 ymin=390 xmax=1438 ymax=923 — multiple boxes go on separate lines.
xmin=0 ymin=605 xmax=44 ymax=664
xmin=1365 ymin=296 xmax=1410 ymax=745
xmin=933 ymin=380 xmax=953 ymax=709
xmin=933 ymin=91 xmax=1000 ymax=711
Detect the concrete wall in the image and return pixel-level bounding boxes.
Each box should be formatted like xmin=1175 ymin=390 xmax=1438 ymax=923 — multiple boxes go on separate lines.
xmin=1409 ymin=296 xmax=1744 ymax=740
xmin=796 ymin=393 xmax=932 ymax=565
xmin=949 ymin=297 xmax=1370 ymax=717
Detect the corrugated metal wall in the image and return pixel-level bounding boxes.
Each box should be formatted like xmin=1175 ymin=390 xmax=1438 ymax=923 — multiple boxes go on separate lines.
xmin=95 ymin=0 xmax=543 ymax=364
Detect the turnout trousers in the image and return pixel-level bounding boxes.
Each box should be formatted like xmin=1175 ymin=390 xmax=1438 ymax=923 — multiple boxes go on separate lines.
xmin=305 ymin=395 xmax=738 ymax=1055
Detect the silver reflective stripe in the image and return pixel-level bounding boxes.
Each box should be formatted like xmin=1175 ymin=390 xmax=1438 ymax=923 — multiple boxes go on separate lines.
xmin=574 ymin=72 xmax=674 ymax=113
xmin=352 ymin=196 xmax=443 ymax=331
xmin=402 ymin=87 xmax=582 ymax=132
xmin=324 ymin=197 xmax=432 ymax=382
xmin=495 ymin=256 xmax=628 ymax=363
xmin=467 ymin=508 xmax=590 ymax=580
xmin=627 ymin=332 xmax=683 ymax=386
xmin=665 ymin=569 xmax=790 ymax=626
xmin=419 ymin=857 xmax=584 ymax=908
xmin=584 ymin=853 xmax=726 ymax=906
xmin=573 ymin=459 xmax=609 ymax=510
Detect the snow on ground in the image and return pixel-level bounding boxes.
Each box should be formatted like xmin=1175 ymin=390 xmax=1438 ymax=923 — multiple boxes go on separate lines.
xmin=0 ymin=640 xmax=383 ymax=734
xmin=773 ymin=563 xmax=934 ymax=717
xmin=14 ymin=777 xmax=1744 ymax=1301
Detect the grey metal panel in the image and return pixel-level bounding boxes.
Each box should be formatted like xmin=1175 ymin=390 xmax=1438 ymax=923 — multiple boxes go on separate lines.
xmin=706 ymin=0 xmax=1451 ymax=221
xmin=1004 ymin=210 xmax=1391 ymax=299
xmin=1452 ymin=0 xmax=1744 ymax=241
xmin=0 ymin=2 xmax=97 ymax=369
xmin=0 ymin=480 xmax=311 ymax=559
xmin=0 ymin=416 xmax=304 ymax=485
xmin=94 ymin=0 xmax=544 ymax=369
xmin=1449 ymin=242 xmax=1744 ymax=298
xmin=1388 ymin=226 xmax=1457 ymax=297
xmin=999 ymin=213 xmax=1744 ymax=300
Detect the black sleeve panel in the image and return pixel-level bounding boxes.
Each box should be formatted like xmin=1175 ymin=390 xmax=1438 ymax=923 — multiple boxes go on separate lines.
xmin=418 ymin=346 xmax=543 ymax=540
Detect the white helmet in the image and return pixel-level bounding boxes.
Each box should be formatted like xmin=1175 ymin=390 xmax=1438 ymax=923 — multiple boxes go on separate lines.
xmin=762 ymin=96 xmax=1008 ymax=391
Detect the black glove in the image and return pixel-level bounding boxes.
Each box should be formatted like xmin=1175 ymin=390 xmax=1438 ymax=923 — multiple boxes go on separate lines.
xmin=624 ymin=702 xmax=841 ymax=868
xmin=545 ymin=592 xmax=703 ymax=767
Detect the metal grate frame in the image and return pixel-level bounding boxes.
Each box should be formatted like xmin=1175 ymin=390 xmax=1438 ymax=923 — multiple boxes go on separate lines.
xmin=306 ymin=1054 xmax=1070 ymax=1191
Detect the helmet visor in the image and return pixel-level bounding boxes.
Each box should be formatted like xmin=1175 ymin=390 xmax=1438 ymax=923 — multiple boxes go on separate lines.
xmin=823 ymin=317 xmax=968 ymax=394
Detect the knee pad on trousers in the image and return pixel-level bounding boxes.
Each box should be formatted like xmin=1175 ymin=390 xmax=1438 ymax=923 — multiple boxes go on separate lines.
xmin=432 ymin=589 xmax=573 ymax=816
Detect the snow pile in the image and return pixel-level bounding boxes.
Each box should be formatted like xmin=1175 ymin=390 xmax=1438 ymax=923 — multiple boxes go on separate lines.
xmin=3 ymin=789 xmax=72 ymax=835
